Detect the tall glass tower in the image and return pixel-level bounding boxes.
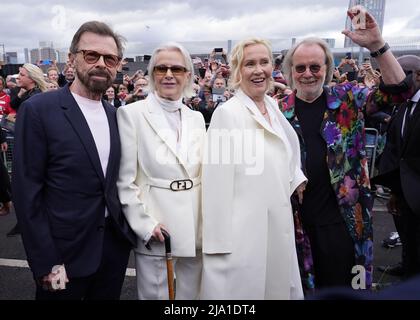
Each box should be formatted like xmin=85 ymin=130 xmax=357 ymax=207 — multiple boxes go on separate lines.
xmin=344 ymin=0 xmax=386 ymax=47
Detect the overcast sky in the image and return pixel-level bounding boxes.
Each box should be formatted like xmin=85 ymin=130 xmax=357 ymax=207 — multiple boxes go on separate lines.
xmin=1 ymin=0 xmax=420 ymax=60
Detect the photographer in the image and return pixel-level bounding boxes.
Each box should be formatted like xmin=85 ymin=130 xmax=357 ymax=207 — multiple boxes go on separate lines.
xmin=211 ymin=77 xmax=230 ymax=108
xmin=125 ymin=77 xmax=149 ymax=104
xmin=210 ymin=48 xmax=227 ymax=65
xmin=116 ymin=83 xmax=130 ymax=106
xmin=338 ymin=53 xmax=359 ymax=82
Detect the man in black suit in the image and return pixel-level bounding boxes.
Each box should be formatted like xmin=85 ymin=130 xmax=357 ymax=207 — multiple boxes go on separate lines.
xmin=373 ymin=55 xmax=420 ymax=277
xmin=12 ymin=21 xmax=136 ymax=300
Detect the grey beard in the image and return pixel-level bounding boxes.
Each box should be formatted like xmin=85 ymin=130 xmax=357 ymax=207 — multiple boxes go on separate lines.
xmin=76 ymin=69 xmax=114 ymax=94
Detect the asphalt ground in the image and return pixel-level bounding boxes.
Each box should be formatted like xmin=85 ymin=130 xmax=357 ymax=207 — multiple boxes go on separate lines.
xmin=0 ymin=197 xmax=403 ymax=300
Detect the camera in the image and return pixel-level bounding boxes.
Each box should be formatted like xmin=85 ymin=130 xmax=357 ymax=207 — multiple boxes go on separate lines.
xmin=214 ymin=48 xmax=225 ymax=63
xmin=212 ymin=87 xmax=226 ymax=103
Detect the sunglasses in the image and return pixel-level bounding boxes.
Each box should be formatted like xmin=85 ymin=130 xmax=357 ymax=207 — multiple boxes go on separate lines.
xmin=76 ymin=50 xmax=122 ymax=68
xmin=153 ymin=65 xmax=188 ymax=76
xmin=294 ymin=64 xmax=324 ymax=74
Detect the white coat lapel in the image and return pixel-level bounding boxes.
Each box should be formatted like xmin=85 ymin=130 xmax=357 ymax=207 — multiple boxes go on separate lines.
xmin=143 ymin=94 xmax=179 ymax=159
xmin=236 ymin=89 xmax=279 ymax=137
xmin=143 ymin=94 xmax=191 ymax=175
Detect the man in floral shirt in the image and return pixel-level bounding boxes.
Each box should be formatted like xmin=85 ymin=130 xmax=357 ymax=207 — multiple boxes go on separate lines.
xmin=279 ymin=6 xmax=406 ymax=290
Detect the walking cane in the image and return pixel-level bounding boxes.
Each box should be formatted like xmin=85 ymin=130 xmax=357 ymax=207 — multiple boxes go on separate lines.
xmin=162 ymin=229 xmax=175 ymax=300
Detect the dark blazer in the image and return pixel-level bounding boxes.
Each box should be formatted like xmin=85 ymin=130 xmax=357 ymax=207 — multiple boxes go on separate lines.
xmin=10 ymin=87 xmax=42 ymax=113
xmin=12 ymin=84 xmax=136 ymax=279
xmin=109 ymin=98 xmax=122 ymax=109
xmin=373 ymin=97 xmax=420 ymax=214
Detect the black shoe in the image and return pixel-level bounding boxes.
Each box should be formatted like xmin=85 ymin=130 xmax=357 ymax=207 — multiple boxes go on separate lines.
xmin=377 ymin=262 xmax=404 ymax=276
xmin=6 ymin=224 xmax=21 ymax=237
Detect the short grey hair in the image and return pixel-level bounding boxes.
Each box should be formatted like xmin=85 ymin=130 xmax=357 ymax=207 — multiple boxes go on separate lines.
xmin=147 ymin=42 xmax=195 ymax=98
xmin=282 ymin=37 xmax=334 ymax=90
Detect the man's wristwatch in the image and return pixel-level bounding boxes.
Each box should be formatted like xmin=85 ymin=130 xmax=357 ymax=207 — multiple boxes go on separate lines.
xmin=370 ymin=42 xmax=390 ymax=58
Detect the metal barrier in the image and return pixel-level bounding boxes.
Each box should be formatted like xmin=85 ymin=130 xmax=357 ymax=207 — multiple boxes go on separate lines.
xmin=365 ymin=128 xmax=379 ymax=178
xmin=1 ymin=130 xmax=13 ymax=174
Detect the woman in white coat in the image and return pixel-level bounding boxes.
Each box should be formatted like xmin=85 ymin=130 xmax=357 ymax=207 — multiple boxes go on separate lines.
xmin=117 ymin=42 xmax=206 ymax=300
xmin=201 ymin=38 xmax=307 ymax=300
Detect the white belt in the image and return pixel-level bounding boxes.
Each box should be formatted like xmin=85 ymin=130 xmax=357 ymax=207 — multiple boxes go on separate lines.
xmin=146 ymin=176 xmax=201 ymax=191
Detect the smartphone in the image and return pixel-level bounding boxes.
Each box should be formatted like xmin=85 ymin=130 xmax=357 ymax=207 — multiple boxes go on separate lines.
xmin=345 ymin=52 xmax=352 ymax=60
xmin=198 ymin=68 xmax=206 ymax=79
xmin=214 ymin=48 xmax=223 ymax=53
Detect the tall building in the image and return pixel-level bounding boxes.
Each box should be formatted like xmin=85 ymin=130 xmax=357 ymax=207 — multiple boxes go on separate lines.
xmin=30 ymin=48 xmax=40 ymax=64
xmin=0 ymin=43 xmax=4 ymax=64
xmin=344 ymin=0 xmax=386 ymax=47
xmin=6 ymin=52 xmax=18 ymax=64
xmin=39 ymin=41 xmax=56 ymax=62
xmin=24 ymin=48 xmax=30 ymax=63
xmin=40 ymin=47 xmax=56 ymax=62
xmin=57 ymin=49 xmax=68 ymax=63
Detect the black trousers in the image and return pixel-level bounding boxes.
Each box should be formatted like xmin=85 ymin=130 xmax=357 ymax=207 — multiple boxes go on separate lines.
xmin=35 ymin=218 xmax=131 ymax=300
xmin=306 ymin=222 xmax=355 ymax=289
xmin=0 ymin=155 xmax=11 ymax=203
xmin=399 ymin=196 xmax=420 ymax=277
xmin=392 ymin=211 xmax=405 ymax=264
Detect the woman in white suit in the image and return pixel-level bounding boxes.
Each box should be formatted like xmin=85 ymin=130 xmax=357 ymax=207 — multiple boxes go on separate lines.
xmin=117 ymin=42 xmax=206 ymax=300
xmin=201 ymin=38 xmax=306 ymax=299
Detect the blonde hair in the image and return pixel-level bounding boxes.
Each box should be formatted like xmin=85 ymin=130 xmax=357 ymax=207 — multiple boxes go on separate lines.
xmin=228 ymin=38 xmax=274 ymax=91
xmin=47 ymin=67 xmax=59 ymax=75
xmin=22 ymin=63 xmax=48 ymax=92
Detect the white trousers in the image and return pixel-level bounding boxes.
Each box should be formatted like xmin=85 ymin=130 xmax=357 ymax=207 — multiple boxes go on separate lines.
xmin=135 ymin=252 xmax=202 ymax=300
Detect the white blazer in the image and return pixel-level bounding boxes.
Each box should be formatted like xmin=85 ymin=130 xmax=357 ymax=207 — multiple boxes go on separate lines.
xmin=201 ymin=89 xmax=306 ymax=299
xmin=117 ymin=93 xmax=206 ymax=257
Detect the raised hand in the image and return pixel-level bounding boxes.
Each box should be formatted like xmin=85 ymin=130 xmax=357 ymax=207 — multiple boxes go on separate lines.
xmin=342 ymin=5 xmax=385 ymax=52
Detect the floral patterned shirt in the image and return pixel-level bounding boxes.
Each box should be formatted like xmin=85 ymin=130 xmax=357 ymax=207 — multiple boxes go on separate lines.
xmin=280 ymin=82 xmax=379 ymax=289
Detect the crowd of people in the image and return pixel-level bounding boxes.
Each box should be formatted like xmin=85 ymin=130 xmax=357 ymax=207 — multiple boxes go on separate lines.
xmin=1 ymin=4 xmax=419 ymax=300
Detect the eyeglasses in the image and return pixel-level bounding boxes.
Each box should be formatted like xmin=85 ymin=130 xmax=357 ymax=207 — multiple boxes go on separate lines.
xmin=294 ymin=64 xmax=324 ymax=74
xmin=153 ymin=65 xmax=188 ymax=76
xmin=76 ymin=50 xmax=122 ymax=68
